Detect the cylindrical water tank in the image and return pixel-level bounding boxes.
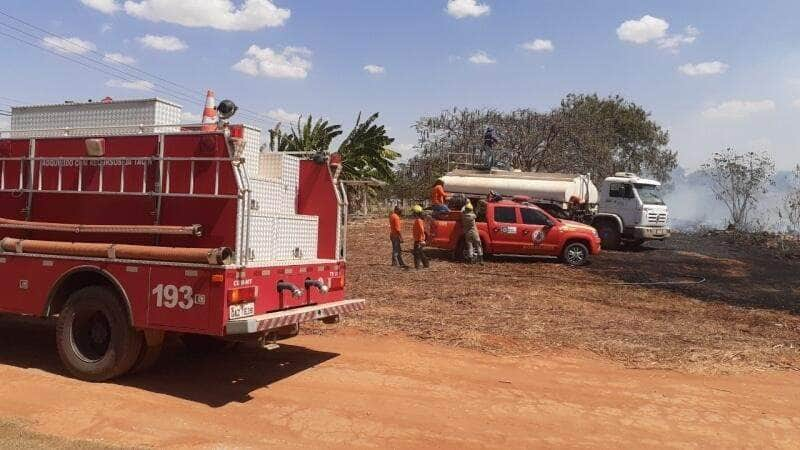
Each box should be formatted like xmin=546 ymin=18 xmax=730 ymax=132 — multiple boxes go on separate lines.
xmin=440 ymin=171 xmax=599 ymax=205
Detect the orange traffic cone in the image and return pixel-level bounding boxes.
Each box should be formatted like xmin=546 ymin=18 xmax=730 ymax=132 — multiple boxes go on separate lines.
xmin=200 ymin=89 xmax=217 ymax=131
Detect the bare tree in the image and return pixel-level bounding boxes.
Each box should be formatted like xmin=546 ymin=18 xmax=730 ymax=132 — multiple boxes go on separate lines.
xmin=780 ymin=165 xmax=800 ymax=233
xmin=700 ymin=149 xmax=775 ymax=229
xmin=411 ymin=94 xmax=677 ymax=184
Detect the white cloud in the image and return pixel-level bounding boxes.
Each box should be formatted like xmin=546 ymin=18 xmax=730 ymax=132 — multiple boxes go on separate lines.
xmin=792 ymin=99 xmax=800 ymax=109
xmin=232 ymin=45 xmax=312 ymax=79
xmin=137 ymin=34 xmax=187 ymax=52
xmin=617 ymin=15 xmax=669 ymax=44
xmin=80 ymin=0 xmax=120 ymax=14
xmin=678 ymin=61 xmax=729 ymax=77
xmin=123 ymin=0 xmax=290 ymax=31
xmin=363 ymin=64 xmax=386 ymax=75
xmin=41 ymin=36 xmax=96 ymax=55
xmin=180 ymin=111 xmax=202 ymax=123
xmin=521 ymin=39 xmax=554 ymax=52
xmin=105 ymin=79 xmax=154 ymax=91
xmin=267 ymin=108 xmax=301 ymax=124
xmin=446 ymin=0 xmax=490 ymax=19
xmin=468 ymin=50 xmax=495 ymax=65
xmin=103 ymin=52 xmax=137 ymax=65
xmin=702 ymin=100 xmax=775 ymax=120
xmin=100 ymin=23 xmax=113 ymax=33
xmin=657 ymin=25 xmax=699 ymax=52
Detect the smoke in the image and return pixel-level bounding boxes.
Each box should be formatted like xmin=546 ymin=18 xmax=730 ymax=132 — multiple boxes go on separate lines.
xmin=663 ymin=167 xmax=794 ymax=232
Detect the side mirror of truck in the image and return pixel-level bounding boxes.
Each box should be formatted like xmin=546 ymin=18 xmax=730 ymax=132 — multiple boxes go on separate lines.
xmin=544 ymin=219 xmax=555 ymax=228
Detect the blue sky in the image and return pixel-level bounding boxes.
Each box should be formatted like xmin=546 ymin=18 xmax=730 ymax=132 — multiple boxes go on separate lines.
xmin=1 ymin=0 xmax=799 ymax=169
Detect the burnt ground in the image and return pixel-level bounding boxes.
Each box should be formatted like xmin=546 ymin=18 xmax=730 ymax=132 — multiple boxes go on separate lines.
xmin=319 ymin=218 xmax=800 ymax=374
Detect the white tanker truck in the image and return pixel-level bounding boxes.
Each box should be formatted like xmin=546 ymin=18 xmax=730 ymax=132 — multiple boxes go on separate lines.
xmin=440 ymin=169 xmax=670 ymax=249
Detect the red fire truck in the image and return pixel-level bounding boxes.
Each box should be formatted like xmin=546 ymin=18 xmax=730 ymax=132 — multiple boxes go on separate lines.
xmin=0 ymin=98 xmax=364 ymax=381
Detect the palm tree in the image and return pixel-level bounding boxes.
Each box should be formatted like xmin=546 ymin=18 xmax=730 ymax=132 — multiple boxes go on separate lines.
xmin=269 ymin=116 xmax=342 ymax=153
xmin=269 ymin=112 xmax=399 ymax=183
xmin=338 ymin=112 xmax=399 ymax=182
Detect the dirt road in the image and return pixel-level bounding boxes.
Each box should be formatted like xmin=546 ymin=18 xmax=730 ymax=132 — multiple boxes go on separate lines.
xmin=0 ymin=318 xmax=798 ymax=449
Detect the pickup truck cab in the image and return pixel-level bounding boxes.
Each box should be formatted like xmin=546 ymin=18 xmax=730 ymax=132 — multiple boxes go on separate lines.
xmin=429 ymin=199 xmax=601 ymax=266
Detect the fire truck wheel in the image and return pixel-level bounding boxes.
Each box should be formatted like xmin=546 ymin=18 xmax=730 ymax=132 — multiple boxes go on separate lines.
xmin=56 ymin=286 xmax=143 ymax=381
xmin=181 ymin=334 xmax=232 ymax=354
xmin=562 ymin=242 xmax=590 ymax=266
xmin=130 ymin=340 xmax=163 ymax=374
xmin=595 ymin=221 xmax=621 ymax=250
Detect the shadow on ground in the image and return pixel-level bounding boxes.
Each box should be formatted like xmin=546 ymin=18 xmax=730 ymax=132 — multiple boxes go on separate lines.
xmin=0 ymin=315 xmax=338 ymax=407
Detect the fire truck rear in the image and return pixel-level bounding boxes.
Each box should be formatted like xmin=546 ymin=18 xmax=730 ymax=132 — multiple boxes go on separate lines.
xmin=0 ymin=97 xmax=364 ymax=381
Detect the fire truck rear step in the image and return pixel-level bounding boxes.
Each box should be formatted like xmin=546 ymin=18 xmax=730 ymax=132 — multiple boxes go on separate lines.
xmin=226 ymin=298 xmax=365 ymax=335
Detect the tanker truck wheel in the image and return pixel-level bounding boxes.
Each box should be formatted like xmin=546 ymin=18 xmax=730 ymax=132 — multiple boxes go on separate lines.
xmin=595 ymin=221 xmax=621 ymax=250
xmin=56 ymin=286 xmax=143 ymax=381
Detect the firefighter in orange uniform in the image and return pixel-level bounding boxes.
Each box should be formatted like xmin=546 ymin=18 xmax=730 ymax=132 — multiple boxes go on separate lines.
xmin=431 ymin=180 xmax=449 ymax=215
xmin=412 ymin=205 xmax=430 ymax=269
xmin=389 ymin=205 xmax=408 ymax=268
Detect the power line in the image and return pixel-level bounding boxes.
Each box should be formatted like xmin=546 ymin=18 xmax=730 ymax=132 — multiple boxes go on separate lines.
xmin=0 ymin=21 xmax=207 ymax=109
xmin=0 ymin=27 xmax=267 ymax=126
xmin=0 ymin=9 xmax=278 ymax=126
xmin=0 ymin=95 xmax=27 ymax=105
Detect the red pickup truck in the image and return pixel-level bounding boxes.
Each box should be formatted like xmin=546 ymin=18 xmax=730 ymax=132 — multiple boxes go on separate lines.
xmin=429 ymin=199 xmax=602 ymax=266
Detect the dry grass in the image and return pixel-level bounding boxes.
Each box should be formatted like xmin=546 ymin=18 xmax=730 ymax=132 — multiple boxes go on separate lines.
xmin=314 ymin=218 xmax=800 ymax=374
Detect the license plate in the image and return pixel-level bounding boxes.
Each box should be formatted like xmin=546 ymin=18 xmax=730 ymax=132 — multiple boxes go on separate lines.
xmin=229 ymin=302 xmax=255 ymax=320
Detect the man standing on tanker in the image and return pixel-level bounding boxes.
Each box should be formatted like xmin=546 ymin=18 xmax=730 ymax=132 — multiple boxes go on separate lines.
xmin=462 ymin=202 xmax=483 ymax=265
xmin=388 ymin=205 xmax=409 ymax=269
xmin=483 ymin=126 xmax=499 ymax=169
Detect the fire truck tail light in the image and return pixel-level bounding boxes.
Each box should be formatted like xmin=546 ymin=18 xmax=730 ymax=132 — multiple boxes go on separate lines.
xmin=227 ymin=286 xmax=256 ymax=304
xmin=330 ymin=277 xmax=344 ymax=290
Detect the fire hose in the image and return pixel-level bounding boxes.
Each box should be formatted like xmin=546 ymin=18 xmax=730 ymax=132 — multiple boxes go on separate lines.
xmin=0 ymin=217 xmax=202 ymax=236
xmin=0 ymin=238 xmax=232 ymax=265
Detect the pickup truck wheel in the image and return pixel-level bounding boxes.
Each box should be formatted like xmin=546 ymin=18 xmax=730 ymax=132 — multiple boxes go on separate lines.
xmin=596 ymin=222 xmax=621 ymax=250
xmin=56 ymin=286 xmax=143 ymax=381
xmin=562 ymin=242 xmax=590 ymax=266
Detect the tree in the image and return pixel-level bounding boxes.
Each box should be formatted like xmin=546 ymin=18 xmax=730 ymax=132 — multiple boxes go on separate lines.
xmin=268 ymin=113 xmax=398 ymax=183
xmin=411 ymin=94 xmax=677 ymax=185
xmin=780 ymin=165 xmax=800 ymax=233
xmin=700 ymin=149 xmax=775 ymax=229
xmin=268 ymin=116 xmax=342 ymax=153
xmin=338 ymin=112 xmax=399 ymax=182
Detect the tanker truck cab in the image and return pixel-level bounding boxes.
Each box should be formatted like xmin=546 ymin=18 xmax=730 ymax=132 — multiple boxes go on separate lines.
xmin=594 ymin=173 xmax=670 ymax=249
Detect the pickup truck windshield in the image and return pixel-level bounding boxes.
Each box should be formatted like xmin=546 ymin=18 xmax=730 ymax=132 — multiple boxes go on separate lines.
xmin=634 ymin=183 xmax=664 ymax=205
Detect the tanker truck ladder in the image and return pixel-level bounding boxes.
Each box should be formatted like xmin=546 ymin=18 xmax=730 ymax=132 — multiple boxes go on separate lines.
xmin=446 ymin=148 xmax=483 ymax=171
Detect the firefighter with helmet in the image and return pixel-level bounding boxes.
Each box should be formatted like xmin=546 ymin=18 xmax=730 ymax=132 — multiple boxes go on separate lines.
xmin=462 ymin=201 xmax=483 ymax=264
xmin=412 ymin=205 xmax=430 ymax=269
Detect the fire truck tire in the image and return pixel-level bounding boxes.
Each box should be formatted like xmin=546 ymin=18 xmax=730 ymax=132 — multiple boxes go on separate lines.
xmin=181 ymin=334 xmax=232 ymax=354
xmin=595 ymin=221 xmax=621 ymax=250
xmin=561 ymin=242 xmax=590 ymax=266
xmin=130 ymin=340 xmax=163 ymax=374
xmin=56 ymin=286 xmax=143 ymax=381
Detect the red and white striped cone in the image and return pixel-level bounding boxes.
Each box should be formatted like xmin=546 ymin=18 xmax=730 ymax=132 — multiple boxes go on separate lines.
xmin=200 ymin=89 xmax=218 ymax=131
